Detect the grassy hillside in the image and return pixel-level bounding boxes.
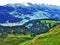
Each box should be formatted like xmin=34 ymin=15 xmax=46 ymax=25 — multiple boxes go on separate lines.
xmin=0 ymin=34 xmax=33 ymax=45
xmin=27 ymin=24 xmax=60 ymax=45
xmin=40 ymin=20 xmax=58 ymax=28
xmin=0 ymin=21 xmax=60 ymax=45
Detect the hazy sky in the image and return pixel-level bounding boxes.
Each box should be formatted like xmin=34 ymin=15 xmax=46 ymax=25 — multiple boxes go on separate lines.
xmin=0 ymin=0 xmax=60 ymax=6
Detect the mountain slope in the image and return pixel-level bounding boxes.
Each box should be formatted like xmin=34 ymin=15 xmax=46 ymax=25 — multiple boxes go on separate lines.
xmin=0 ymin=3 xmax=60 ymax=25
xmin=27 ymin=24 xmax=60 ymax=45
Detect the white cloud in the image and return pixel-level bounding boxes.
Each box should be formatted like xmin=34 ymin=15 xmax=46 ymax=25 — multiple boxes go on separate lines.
xmin=0 ymin=0 xmax=60 ymax=6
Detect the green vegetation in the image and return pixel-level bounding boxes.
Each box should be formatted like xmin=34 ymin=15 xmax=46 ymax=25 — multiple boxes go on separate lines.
xmin=0 ymin=34 xmax=33 ymax=45
xmin=0 ymin=20 xmax=60 ymax=45
xmin=40 ymin=20 xmax=58 ymax=28
xmin=0 ymin=25 xmax=60 ymax=45
xmin=27 ymin=24 xmax=60 ymax=45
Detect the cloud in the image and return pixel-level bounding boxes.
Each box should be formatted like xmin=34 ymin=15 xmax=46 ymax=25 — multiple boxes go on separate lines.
xmin=0 ymin=0 xmax=60 ymax=6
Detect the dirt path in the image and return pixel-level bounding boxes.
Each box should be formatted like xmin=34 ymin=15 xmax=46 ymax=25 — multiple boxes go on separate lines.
xmin=27 ymin=24 xmax=60 ymax=45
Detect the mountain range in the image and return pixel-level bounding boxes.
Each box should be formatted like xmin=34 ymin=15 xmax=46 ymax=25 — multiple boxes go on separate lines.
xmin=0 ymin=3 xmax=60 ymax=26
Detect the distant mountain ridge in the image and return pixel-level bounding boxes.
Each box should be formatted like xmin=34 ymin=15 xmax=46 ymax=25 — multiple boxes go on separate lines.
xmin=0 ymin=3 xmax=60 ymax=25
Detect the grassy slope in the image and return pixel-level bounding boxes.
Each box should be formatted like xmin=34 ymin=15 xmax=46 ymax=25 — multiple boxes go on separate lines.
xmin=0 ymin=20 xmax=59 ymax=45
xmin=41 ymin=20 xmax=57 ymax=28
xmin=27 ymin=24 xmax=60 ymax=45
xmin=0 ymin=34 xmax=33 ymax=45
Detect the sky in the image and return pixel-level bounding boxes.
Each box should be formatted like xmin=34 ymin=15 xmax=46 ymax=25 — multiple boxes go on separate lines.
xmin=0 ymin=0 xmax=60 ymax=6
